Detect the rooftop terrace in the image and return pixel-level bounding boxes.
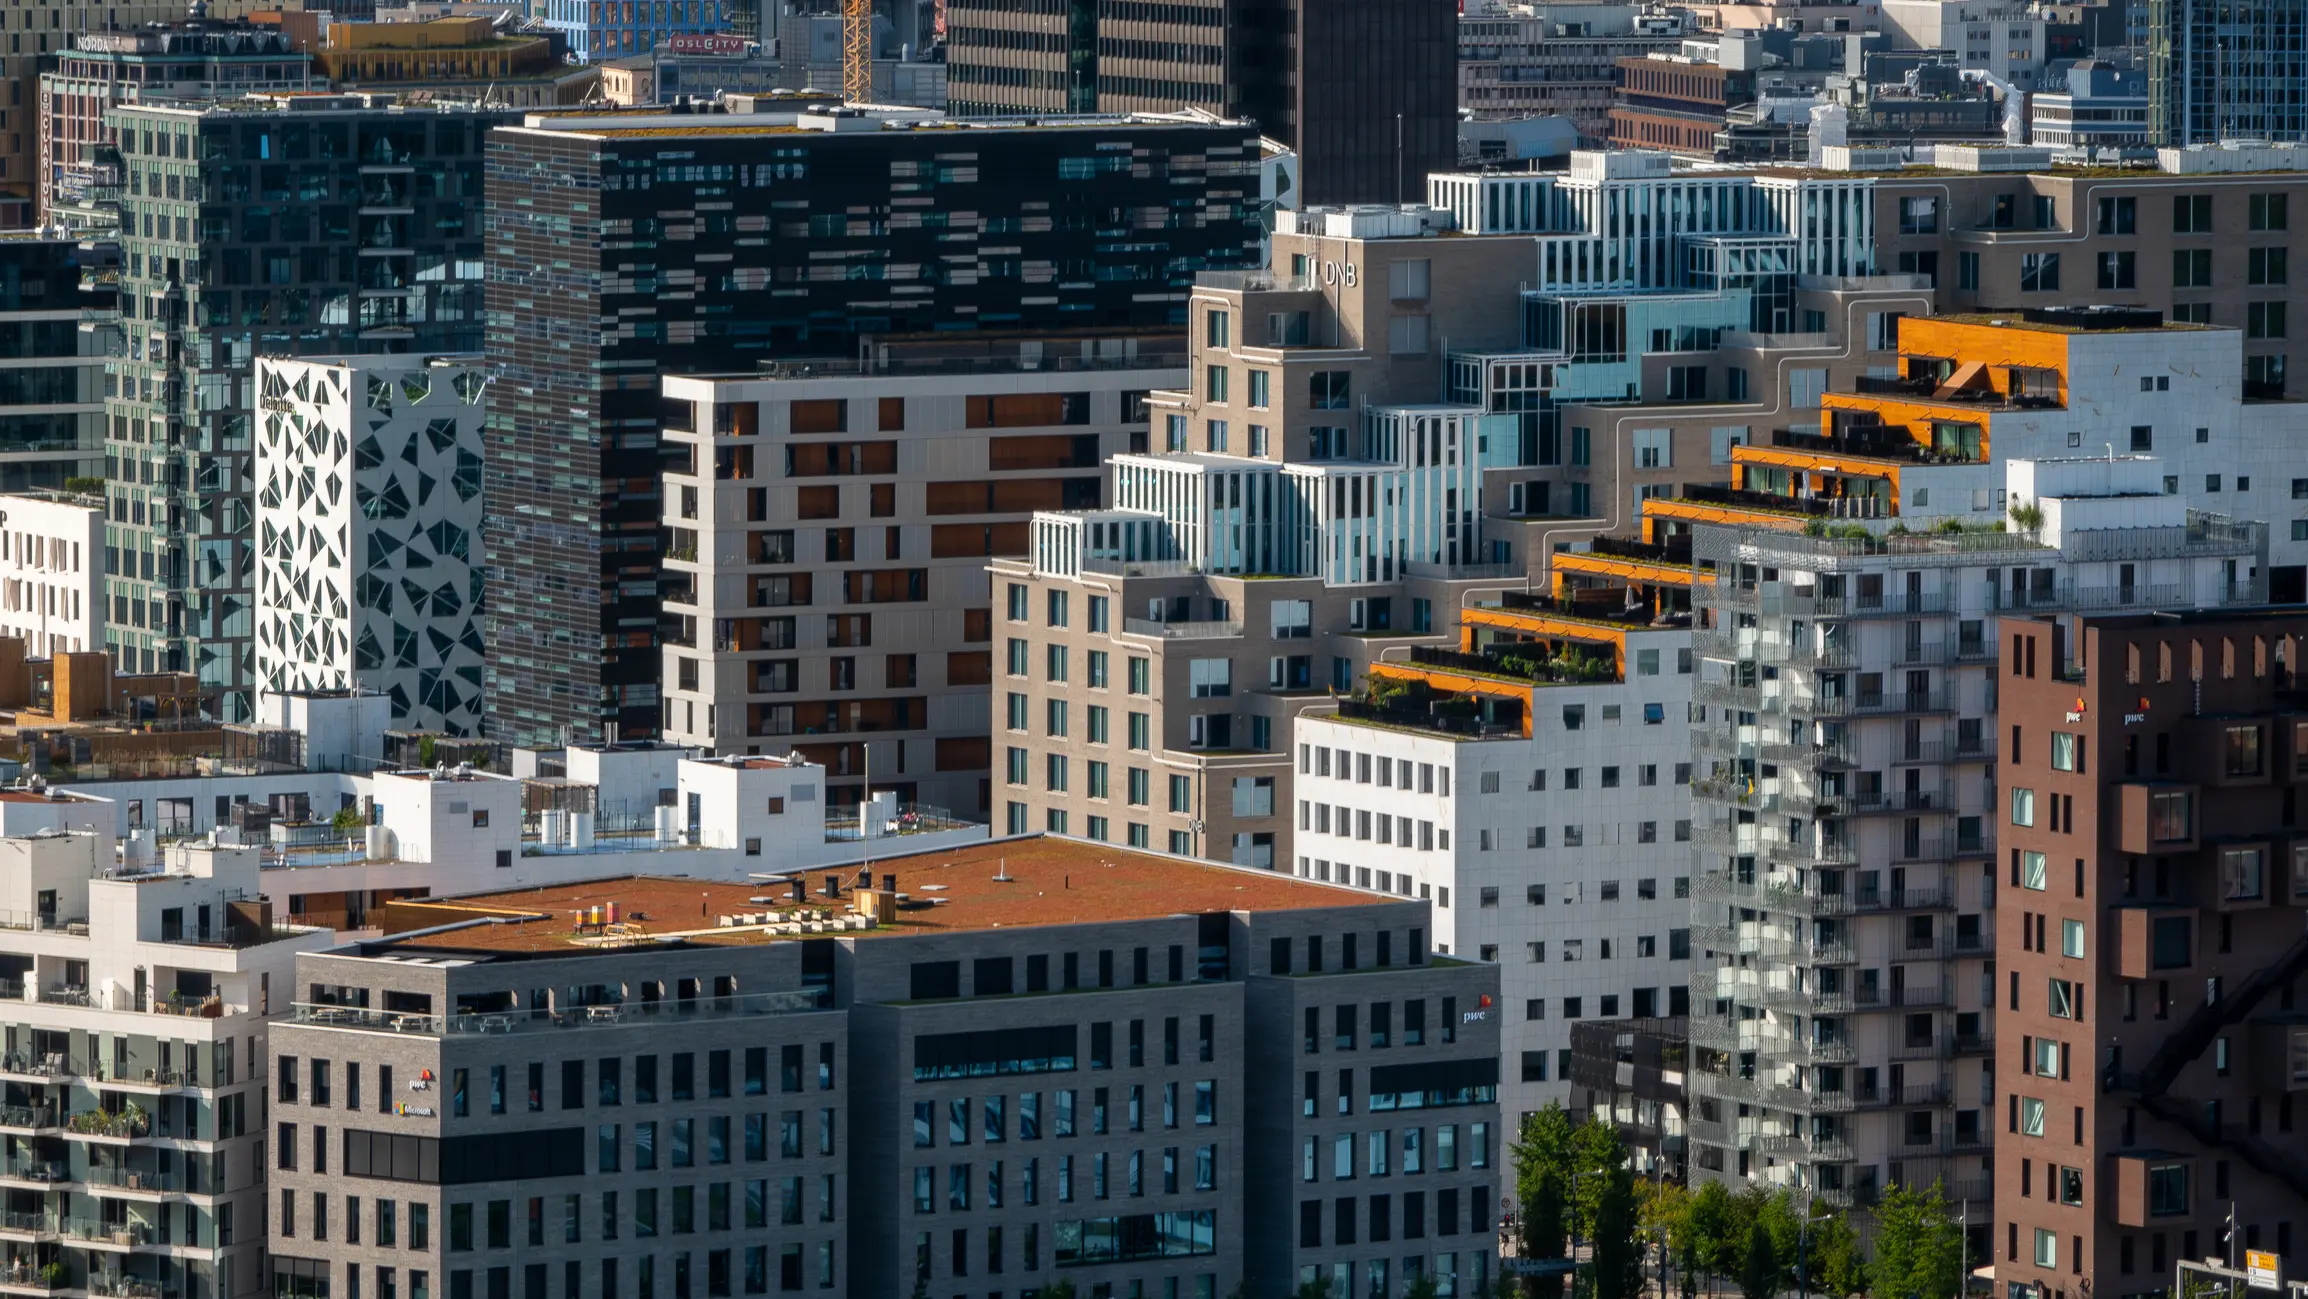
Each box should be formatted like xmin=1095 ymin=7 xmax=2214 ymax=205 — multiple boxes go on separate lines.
xmin=368 ymin=837 xmax=1381 ymax=957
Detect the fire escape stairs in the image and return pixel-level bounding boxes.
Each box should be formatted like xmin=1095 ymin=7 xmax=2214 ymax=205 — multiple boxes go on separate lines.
xmin=2107 ymin=923 xmax=2308 ymax=1200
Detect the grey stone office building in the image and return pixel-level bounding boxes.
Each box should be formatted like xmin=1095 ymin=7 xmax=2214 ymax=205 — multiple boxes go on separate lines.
xmin=265 ymin=838 xmax=1502 ymax=1299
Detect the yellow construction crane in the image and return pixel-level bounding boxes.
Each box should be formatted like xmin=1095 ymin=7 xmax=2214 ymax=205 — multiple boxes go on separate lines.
xmin=841 ymin=0 xmax=871 ymax=103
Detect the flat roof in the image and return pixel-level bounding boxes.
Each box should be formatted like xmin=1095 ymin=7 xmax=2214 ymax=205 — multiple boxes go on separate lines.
xmin=1933 ymin=311 xmax=2213 ymax=335
xmin=374 ymin=836 xmax=1384 ymax=956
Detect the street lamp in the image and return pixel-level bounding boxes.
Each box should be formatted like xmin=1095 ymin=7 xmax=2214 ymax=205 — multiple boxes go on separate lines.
xmin=1570 ymin=1171 xmax=1597 ymax=1299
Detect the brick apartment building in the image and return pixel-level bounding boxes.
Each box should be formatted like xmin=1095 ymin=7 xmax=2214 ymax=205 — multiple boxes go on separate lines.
xmin=1996 ymin=609 xmax=2308 ymax=1296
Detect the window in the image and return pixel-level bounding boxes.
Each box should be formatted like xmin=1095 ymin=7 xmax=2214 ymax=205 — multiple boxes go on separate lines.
xmin=2010 ymin=787 xmax=2036 ymax=828
xmin=2097 ymin=250 xmax=2136 ymax=290
xmin=2149 ymin=1163 xmax=2188 ymax=1215
xmin=2062 ymin=919 xmax=2085 ymax=958
xmin=2251 ymin=302 xmax=2289 ymax=339
xmin=2226 ymin=725 xmax=2266 ymax=777
xmin=1188 ymin=659 xmax=1230 ymax=698
xmin=2174 ymin=194 xmax=2213 ymax=233
xmin=2020 ymin=253 xmax=2060 ymax=292
xmin=2020 ymin=1097 xmax=2046 ymax=1137
xmin=2097 ymin=195 xmax=2136 ymax=235
xmin=1388 ymin=315 xmax=1430 ymax=355
xmin=1899 ymin=195 xmax=1939 ymax=234
xmin=1389 ymin=259 xmax=1431 ymax=300
xmin=2251 ymin=247 xmax=2290 ymax=285
xmin=2173 ymin=248 xmax=2214 ymax=288
xmin=2222 ymin=847 xmax=2266 ymax=901
xmin=2022 ymin=851 xmax=2048 ymax=891
xmin=2050 ymin=731 xmax=2078 ymax=772
xmin=1626 ymin=427 xmax=1677 ymax=473
xmin=1957 ymin=251 xmax=1979 ymax=291
xmin=2150 ymin=790 xmax=2193 ymax=842
xmin=1205 ymin=309 xmax=1229 ymax=348
xmin=2252 ymin=193 xmax=2290 ymax=230
xmin=2049 ymin=980 xmax=2077 ymax=1020
xmin=2034 ymin=1229 xmax=2058 ymax=1268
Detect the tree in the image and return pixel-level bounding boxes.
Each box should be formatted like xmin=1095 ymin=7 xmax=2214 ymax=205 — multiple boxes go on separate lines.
xmin=1513 ymin=1106 xmax=1577 ymax=1297
xmin=1637 ymin=1180 xmax=1692 ymax=1297
xmin=1760 ymin=1190 xmax=1804 ymax=1285
xmin=1591 ymin=1166 xmax=1646 ymax=1299
xmin=1292 ymin=1277 xmax=1334 ymax=1299
xmin=1566 ymin=1118 xmax=1628 ymax=1242
xmin=1683 ymin=1180 xmax=1738 ymax=1297
xmin=1808 ymin=1211 xmax=1866 ymax=1297
xmin=1869 ymin=1181 xmax=1964 ymax=1299
xmin=1740 ymin=1216 xmax=1781 ymax=1299
xmin=1406 ymin=1273 xmax=1443 ymax=1299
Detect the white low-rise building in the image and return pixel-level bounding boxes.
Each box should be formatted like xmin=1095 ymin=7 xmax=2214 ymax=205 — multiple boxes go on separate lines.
xmin=0 ymin=491 xmax=101 ymax=657
xmin=1291 ymin=608 xmax=1696 ymax=1129
xmin=37 ymin=690 xmax=988 ymax=930
xmin=0 ymin=828 xmax=334 ymax=1299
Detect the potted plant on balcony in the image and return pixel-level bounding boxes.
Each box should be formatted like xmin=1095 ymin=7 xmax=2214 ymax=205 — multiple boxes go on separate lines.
xmin=2008 ymin=496 xmax=2045 ymax=538
xmin=38 ymin=1264 xmax=65 ymax=1289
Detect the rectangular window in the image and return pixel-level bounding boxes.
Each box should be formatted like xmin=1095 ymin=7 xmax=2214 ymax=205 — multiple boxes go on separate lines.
xmin=2020 ymin=253 xmax=2060 ymax=292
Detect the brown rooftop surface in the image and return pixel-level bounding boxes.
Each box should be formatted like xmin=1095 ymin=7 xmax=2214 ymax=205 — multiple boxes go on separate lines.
xmin=381 ymin=836 xmax=1383 ymax=955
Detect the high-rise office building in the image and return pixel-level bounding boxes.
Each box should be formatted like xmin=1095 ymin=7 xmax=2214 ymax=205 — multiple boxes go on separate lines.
xmin=0 ymin=0 xmax=276 ymax=224
xmin=0 ymin=233 xmax=113 ymax=493
xmin=943 ymin=0 xmax=1456 ymax=205
xmin=252 ymin=354 xmax=489 ymax=736
xmin=481 ymin=102 xmax=1263 ymax=749
xmin=1996 ymin=607 xmax=2308 ymax=1289
xmin=2148 ymin=0 xmax=2308 ymax=145
xmin=101 ymin=94 xmax=506 ymax=716
xmin=37 ymin=18 xmax=313 ymax=221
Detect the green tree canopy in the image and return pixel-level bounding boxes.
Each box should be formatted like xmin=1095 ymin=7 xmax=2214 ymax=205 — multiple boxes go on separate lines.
xmin=1740 ymin=1216 xmax=1781 ymax=1299
xmin=1869 ymin=1181 xmax=1964 ymax=1299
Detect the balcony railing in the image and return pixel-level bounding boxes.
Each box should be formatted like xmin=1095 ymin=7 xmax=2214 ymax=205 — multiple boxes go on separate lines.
xmin=291 ymin=988 xmax=831 ymax=1038
xmin=1121 ymin=618 xmax=1242 ymax=640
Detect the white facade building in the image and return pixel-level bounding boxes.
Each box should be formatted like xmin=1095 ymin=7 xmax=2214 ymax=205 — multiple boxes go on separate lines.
xmin=0 ymin=829 xmax=334 ymax=1299
xmin=0 ymin=491 xmax=101 ymax=656
xmin=33 ymin=689 xmax=985 ymax=929
xmin=1293 ymin=619 xmax=1696 ymax=1125
xmin=252 ymin=355 xmax=487 ymax=735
